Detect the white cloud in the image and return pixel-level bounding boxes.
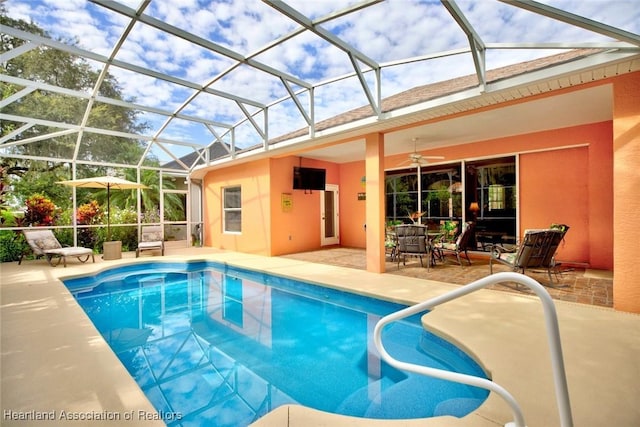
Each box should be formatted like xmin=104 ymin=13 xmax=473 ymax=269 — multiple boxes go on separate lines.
xmin=4 ymin=0 xmax=38 ymax=23
xmin=5 ymin=0 xmax=639 ymax=149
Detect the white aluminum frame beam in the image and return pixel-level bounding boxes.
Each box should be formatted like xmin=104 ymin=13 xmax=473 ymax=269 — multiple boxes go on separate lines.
xmin=442 ymin=0 xmax=487 ymax=90
xmin=2 ymin=26 xmax=265 ymax=110
xmin=502 ymin=0 xmax=640 ymax=47
xmin=265 ymin=0 xmax=383 ymax=116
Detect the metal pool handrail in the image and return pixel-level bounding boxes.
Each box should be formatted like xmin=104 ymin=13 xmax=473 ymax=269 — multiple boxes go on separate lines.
xmin=373 ymin=271 xmax=573 ymax=427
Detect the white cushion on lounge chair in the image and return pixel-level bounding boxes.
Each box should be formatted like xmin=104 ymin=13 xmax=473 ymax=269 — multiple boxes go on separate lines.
xmin=46 ymin=247 xmax=93 ymax=257
xmin=136 ymin=225 xmax=164 ymax=257
xmin=138 ymin=241 xmax=161 ymax=249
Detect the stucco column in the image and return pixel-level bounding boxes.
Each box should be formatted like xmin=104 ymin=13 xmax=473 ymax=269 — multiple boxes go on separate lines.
xmin=613 ymin=72 xmax=640 ymax=313
xmin=365 ymin=133 xmax=385 ymax=273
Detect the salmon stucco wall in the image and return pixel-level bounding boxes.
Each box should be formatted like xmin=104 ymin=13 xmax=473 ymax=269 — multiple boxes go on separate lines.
xmin=203 ymin=156 xmax=341 ymax=257
xmin=269 ymin=157 xmax=306 ymax=255
xmin=518 ymin=123 xmax=613 ymax=268
xmin=269 ymin=157 xmax=339 ymax=255
xmin=385 ymin=120 xmax=613 ymax=269
xmin=204 ymin=154 xmax=366 ymax=256
xmin=519 ymin=146 xmax=590 ymax=265
xmin=339 ymin=161 xmax=367 ymax=249
xmin=612 ymin=71 xmax=640 ymax=313
xmin=203 ymin=159 xmax=272 ymax=255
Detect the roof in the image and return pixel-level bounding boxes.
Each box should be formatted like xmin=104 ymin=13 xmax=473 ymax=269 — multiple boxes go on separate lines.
xmin=268 ymin=48 xmax=601 ymax=144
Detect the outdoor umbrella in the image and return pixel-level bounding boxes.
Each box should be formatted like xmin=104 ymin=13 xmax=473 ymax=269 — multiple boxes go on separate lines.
xmin=57 ymin=176 xmax=148 ymax=241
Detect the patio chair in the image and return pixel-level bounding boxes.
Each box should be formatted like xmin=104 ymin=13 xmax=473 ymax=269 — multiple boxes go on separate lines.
xmin=432 ymin=221 xmax=475 ymax=267
xmin=385 ymin=230 xmax=398 ymax=262
xmin=489 ymin=227 xmax=568 ymax=285
xmin=19 ymin=229 xmax=95 ymax=267
xmin=395 ymin=224 xmax=429 ymax=269
xmin=136 ymin=225 xmax=165 ymax=258
xmin=543 ymin=224 xmax=570 ymax=273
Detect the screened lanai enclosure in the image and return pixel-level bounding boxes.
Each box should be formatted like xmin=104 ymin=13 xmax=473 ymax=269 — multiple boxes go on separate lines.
xmin=1 ymin=0 xmax=639 ymax=258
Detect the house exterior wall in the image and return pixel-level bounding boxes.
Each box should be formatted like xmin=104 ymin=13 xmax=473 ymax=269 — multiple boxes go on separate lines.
xmin=518 ymin=123 xmax=614 ymax=269
xmin=204 ymin=121 xmax=614 ymax=266
xmin=520 ymin=146 xmax=590 ymax=266
xmin=204 ymin=156 xmax=344 ymax=256
xmin=203 ymin=159 xmax=272 ymax=255
xmin=201 ymin=71 xmax=638 ymax=312
xmin=269 ymin=157 xmax=340 ymax=256
xmin=386 ymin=121 xmax=613 ymax=269
xmin=612 ymin=72 xmax=640 ymax=313
xmin=338 ymin=161 xmax=367 ymax=249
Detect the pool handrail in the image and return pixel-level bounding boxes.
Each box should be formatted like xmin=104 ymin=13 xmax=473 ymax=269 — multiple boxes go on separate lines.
xmin=373 ymin=271 xmax=573 ymax=427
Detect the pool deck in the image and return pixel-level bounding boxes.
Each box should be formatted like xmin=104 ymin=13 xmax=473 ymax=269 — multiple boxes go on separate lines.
xmin=1 ymin=247 xmax=639 ymax=427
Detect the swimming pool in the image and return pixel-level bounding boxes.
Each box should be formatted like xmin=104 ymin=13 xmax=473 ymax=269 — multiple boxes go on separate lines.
xmin=64 ymin=261 xmax=488 ymax=426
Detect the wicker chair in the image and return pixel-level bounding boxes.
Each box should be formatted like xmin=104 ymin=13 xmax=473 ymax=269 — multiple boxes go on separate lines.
xmin=395 ymin=224 xmax=429 ymax=269
xmin=490 ymin=226 xmax=569 ymax=284
xmin=432 ymin=221 xmax=475 ymax=267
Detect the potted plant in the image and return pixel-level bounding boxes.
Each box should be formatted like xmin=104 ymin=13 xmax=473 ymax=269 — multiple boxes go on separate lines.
xmin=440 ymin=220 xmax=458 ymax=242
xmin=386 ymin=219 xmax=403 ymax=232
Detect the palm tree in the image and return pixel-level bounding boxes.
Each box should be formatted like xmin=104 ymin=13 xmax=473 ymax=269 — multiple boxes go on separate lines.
xmin=111 ymin=169 xmax=181 ymax=220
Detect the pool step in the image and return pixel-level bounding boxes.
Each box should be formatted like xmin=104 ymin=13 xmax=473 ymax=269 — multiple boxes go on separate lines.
xmin=433 ymin=397 xmax=486 ymax=417
xmin=338 ymin=373 xmax=485 ymax=419
xmin=335 ymin=376 xmax=395 ymax=417
xmin=364 ymin=376 xmax=484 ymax=419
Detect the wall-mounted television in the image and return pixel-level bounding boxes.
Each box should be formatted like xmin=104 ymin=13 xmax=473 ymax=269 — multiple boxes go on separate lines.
xmin=293 ymin=166 xmax=326 ymax=191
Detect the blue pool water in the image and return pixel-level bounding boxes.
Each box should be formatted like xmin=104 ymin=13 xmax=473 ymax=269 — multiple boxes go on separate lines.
xmin=64 ymin=261 xmax=488 ymax=426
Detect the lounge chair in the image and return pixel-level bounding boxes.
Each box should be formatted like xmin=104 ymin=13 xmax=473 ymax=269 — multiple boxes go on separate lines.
xmin=20 ymin=229 xmax=95 ymax=267
xmin=432 ymin=221 xmax=475 ymax=267
xmin=136 ymin=225 xmax=165 ymax=257
xmin=489 ymin=226 xmax=568 ymax=284
xmin=395 ymin=224 xmax=429 ymax=269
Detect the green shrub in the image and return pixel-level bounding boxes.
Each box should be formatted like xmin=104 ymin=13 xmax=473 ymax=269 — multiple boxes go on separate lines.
xmin=440 ymin=220 xmax=459 ymax=242
xmin=54 ymin=210 xmax=74 ymax=247
xmin=116 ymin=208 xmax=138 ymax=251
xmin=0 ymin=231 xmax=23 ymax=262
xmin=1 ymin=209 xmax=18 ymax=226
xmin=100 ymin=208 xmax=138 ymax=252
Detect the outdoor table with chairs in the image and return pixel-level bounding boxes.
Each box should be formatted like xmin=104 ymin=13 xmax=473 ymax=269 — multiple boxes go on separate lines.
xmin=391 ymin=220 xmax=477 ymax=271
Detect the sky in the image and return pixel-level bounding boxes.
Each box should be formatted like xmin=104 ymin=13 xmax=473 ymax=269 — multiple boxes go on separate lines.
xmin=4 ymin=0 xmax=640 ymax=164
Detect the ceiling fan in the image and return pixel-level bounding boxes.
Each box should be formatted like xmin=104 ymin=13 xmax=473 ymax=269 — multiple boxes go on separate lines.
xmin=399 ymin=138 xmax=444 ymax=167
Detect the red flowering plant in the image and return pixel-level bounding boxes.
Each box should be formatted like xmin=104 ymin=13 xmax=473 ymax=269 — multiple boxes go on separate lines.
xmin=24 ymin=194 xmax=58 ymax=226
xmin=76 ymin=200 xmax=102 ymax=225
xmin=76 ymin=200 xmax=103 ymax=249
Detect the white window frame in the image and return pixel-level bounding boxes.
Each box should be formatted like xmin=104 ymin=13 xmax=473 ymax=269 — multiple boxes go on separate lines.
xmin=223 ymin=186 xmax=242 ymax=234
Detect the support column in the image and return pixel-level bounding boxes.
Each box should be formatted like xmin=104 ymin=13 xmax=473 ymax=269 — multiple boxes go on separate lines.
xmin=365 ymin=133 xmax=385 ymax=273
xmin=613 ymin=72 xmax=640 ymax=313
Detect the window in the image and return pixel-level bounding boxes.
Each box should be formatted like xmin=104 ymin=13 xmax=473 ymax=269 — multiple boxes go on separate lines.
xmin=223 ymin=275 xmax=244 ymax=327
xmin=466 ymin=157 xmax=517 ymax=250
xmin=223 ymin=186 xmax=241 ymax=233
xmin=385 ymin=171 xmax=418 ymax=223
xmin=421 ymin=166 xmax=462 ymax=221
xmin=471 ymin=160 xmax=516 ymax=217
xmin=385 ymin=164 xmax=462 ymax=226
